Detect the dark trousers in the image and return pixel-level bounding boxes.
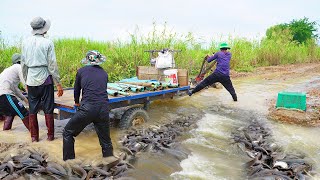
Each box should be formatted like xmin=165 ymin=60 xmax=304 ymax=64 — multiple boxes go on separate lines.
xmin=193 ymin=72 xmax=237 ymax=101
xmin=0 ymin=94 xmax=29 ymax=119
xmin=63 ymin=103 xmax=113 ymax=161
xmin=27 ymin=84 xmax=54 ymax=114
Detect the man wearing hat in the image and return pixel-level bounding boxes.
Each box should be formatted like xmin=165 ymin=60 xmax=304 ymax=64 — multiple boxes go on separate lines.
xmin=63 ymin=50 xmax=113 ymax=161
xmin=188 ymin=42 xmax=237 ymax=101
xmin=0 ymin=53 xmax=30 ymax=131
xmin=21 ymin=17 xmax=64 ymax=142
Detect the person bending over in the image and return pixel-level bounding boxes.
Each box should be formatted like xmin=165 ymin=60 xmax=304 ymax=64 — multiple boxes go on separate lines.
xmin=0 ymin=53 xmax=30 ymax=131
xmin=63 ymin=50 xmax=113 ymax=161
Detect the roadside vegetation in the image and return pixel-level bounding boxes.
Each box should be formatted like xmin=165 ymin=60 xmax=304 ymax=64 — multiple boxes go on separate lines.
xmin=0 ymin=18 xmax=319 ymax=87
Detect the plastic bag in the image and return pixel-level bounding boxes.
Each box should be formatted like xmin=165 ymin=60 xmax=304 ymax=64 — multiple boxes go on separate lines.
xmin=155 ymin=51 xmax=175 ymax=69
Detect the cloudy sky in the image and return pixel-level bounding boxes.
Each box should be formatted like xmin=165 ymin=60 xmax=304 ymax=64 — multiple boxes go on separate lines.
xmin=0 ymin=0 xmax=319 ymax=45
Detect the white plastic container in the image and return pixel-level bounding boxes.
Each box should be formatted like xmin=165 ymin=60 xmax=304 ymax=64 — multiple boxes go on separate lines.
xmin=163 ymin=69 xmax=178 ymax=84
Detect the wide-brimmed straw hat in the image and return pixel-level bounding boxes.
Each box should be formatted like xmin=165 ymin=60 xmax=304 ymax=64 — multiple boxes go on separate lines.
xmin=81 ymin=50 xmax=106 ymax=66
xmin=11 ymin=53 xmax=21 ymax=64
xmin=30 ymin=17 xmax=51 ymax=35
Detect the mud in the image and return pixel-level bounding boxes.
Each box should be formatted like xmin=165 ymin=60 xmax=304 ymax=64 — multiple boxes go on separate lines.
xmin=231 ymin=63 xmax=320 ymax=80
xmin=268 ymin=81 xmax=320 ymax=127
xmin=0 ymin=143 xmax=26 ymax=154
xmin=236 ymin=63 xmax=320 ymax=126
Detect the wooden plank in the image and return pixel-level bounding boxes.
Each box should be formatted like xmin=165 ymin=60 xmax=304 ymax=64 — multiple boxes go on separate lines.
xmin=136 ymin=66 xmax=159 ymax=75
xmin=54 ymin=89 xmax=120 ymax=108
xmin=54 ymin=89 xmax=75 ymax=108
xmin=137 ymin=66 xmax=161 ymax=80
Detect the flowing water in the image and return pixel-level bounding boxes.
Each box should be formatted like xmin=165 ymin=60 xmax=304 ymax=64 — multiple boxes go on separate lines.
xmin=169 ymin=75 xmax=320 ymax=180
xmin=0 ymin=67 xmax=320 ymax=180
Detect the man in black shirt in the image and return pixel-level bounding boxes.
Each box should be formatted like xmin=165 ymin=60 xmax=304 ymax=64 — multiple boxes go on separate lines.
xmin=63 ymin=50 xmax=113 ymax=161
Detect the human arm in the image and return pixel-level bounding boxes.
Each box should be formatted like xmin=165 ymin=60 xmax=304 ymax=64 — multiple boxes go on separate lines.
xmin=106 ymin=72 xmax=110 ymax=103
xmin=17 ymin=65 xmax=26 ymax=87
xmin=21 ymin=55 xmax=28 ymax=82
xmin=15 ymin=65 xmax=28 ymax=103
xmin=47 ymin=42 xmax=60 ymax=84
xmin=207 ymin=53 xmax=218 ymax=63
xmin=13 ymin=85 xmax=28 ymax=103
xmin=74 ymin=71 xmax=81 ymax=104
xmin=47 ymin=42 xmax=63 ymax=97
xmin=106 ymin=72 xmax=108 ymax=86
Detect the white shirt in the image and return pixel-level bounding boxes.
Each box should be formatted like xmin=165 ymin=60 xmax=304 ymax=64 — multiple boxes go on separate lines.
xmin=0 ymin=64 xmax=26 ymax=101
xmin=21 ymin=35 xmax=61 ymax=86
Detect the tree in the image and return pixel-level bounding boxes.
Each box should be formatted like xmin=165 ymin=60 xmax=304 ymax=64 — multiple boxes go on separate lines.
xmin=266 ymin=24 xmax=293 ymax=43
xmin=266 ymin=17 xmax=318 ymax=44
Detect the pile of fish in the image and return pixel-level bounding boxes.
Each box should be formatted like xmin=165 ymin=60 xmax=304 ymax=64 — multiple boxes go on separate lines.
xmin=120 ymin=117 xmax=197 ymax=160
xmin=0 ymin=147 xmax=134 ymax=179
xmin=0 ymin=143 xmax=25 ymax=154
xmin=232 ymin=121 xmax=314 ymax=180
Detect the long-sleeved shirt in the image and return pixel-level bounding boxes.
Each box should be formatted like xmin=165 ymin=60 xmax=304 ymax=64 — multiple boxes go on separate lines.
xmin=21 ymin=34 xmax=60 ymax=86
xmin=207 ymin=51 xmax=232 ymax=76
xmin=0 ymin=64 xmax=26 ymax=101
xmin=74 ymin=65 xmax=109 ymax=104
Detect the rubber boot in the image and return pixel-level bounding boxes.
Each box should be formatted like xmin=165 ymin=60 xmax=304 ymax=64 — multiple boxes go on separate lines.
xmin=3 ymin=116 xmax=14 ymax=130
xmin=63 ymin=129 xmax=76 ymax=161
xmin=29 ymin=114 xmax=39 ymax=142
xmin=232 ymin=94 xmax=238 ymax=102
xmin=22 ymin=115 xmax=30 ymax=131
xmin=45 ymin=114 xmax=54 ymax=141
xmin=102 ymin=147 xmax=114 ymax=157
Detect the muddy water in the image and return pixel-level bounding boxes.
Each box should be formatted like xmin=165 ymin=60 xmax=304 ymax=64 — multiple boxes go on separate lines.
xmin=0 ymin=117 xmax=120 ymax=164
xmin=0 ymin=70 xmax=320 ymax=179
xmin=170 ymin=75 xmax=320 ymax=180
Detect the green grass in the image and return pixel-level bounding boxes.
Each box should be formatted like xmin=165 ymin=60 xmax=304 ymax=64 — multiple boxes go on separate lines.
xmin=1 ymin=27 xmax=320 ymax=87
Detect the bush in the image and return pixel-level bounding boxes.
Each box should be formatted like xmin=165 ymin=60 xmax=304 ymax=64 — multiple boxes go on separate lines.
xmin=1 ymin=24 xmax=320 ymax=87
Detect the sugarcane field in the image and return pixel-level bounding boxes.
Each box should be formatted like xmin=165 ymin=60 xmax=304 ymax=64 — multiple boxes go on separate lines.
xmin=0 ymin=1 xmax=320 ymax=180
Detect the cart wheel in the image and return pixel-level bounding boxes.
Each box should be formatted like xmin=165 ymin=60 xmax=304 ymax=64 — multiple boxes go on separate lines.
xmin=119 ymin=107 xmax=150 ymax=129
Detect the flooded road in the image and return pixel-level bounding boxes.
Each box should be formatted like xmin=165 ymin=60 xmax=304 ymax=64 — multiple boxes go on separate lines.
xmin=170 ymin=65 xmax=320 ymax=180
xmin=124 ymin=64 xmax=320 ymax=180
xmin=0 ymin=63 xmax=319 ymax=179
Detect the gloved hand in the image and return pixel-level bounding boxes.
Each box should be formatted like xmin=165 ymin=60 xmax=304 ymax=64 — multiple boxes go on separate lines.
xmin=56 ymin=84 xmax=64 ymax=97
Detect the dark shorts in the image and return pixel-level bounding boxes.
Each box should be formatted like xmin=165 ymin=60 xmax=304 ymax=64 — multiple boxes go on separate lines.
xmin=0 ymin=94 xmax=29 ymax=119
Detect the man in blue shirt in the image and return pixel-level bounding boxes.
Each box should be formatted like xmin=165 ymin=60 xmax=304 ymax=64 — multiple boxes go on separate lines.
xmin=63 ymin=50 xmax=113 ymax=161
xmin=188 ymin=42 xmax=237 ymax=101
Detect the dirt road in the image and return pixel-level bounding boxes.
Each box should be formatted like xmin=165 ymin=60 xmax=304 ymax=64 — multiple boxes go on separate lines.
xmin=241 ymin=63 xmax=320 ymax=126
